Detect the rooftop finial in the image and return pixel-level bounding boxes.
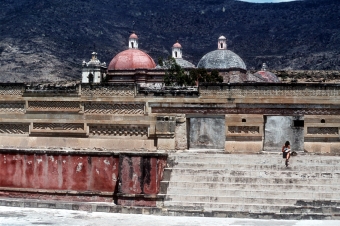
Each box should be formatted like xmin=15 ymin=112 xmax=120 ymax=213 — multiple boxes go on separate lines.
xmin=261 ymin=63 xmax=268 ymax=71
xmin=91 ymin=52 xmax=97 ymax=60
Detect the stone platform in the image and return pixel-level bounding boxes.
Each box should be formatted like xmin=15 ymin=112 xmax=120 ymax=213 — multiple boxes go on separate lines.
xmin=161 ymin=152 xmax=340 ymax=219
xmin=1 ymin=152 xmax=340 ymax=220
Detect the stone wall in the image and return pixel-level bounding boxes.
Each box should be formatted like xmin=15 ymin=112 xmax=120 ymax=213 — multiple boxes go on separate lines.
xmin=0 ymin=149 xmax=167 ymax=206
xmin=0 ymin=83 xmax=339 ymax=153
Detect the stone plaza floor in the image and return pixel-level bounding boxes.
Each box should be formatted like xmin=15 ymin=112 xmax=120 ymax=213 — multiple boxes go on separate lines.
xmin=0 ymin=206 xmax=340 ymax=226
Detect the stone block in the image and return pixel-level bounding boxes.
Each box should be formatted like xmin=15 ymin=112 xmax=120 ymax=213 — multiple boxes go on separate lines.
xmin=156 ymin=116 xmax=176 ymax=138
xmin=157 ymin=138 xmax=175 ymax=150
xmin=305 ymin=142 xmax=331 ymax=154
xmin=225 ymin=141 xmax=262 ymax=153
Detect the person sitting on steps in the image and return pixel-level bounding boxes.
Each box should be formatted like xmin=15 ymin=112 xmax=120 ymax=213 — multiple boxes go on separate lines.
xmin=282 ymin=141 xmax=291 ymax=167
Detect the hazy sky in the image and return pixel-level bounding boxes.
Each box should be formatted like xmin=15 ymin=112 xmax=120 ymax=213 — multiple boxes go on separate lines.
xmin=239 ymin=0 xmax=298 ymax=3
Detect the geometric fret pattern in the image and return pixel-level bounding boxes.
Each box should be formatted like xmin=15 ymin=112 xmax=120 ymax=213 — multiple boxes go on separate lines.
xmin=84 ymin=103 xmax=144 ymax=115
xmin=0 ymin=103 xmax=25 ymax=113
xmin=228 ymin=126 xmax=260 ymax=134
xmin=307 ymin=127 xmax=339 ymax=135
xmin=0 ymin=86 xmax=23 ymax=96
xmin=89 ymin=125 xmax=148 ymax=137
xmin=200 ymin=85 xmax=340 ymax=97
xmin=28 ymin=101 xmax=80 ymax=111
xmin=152 ymin=107 xmax=340 ymax=116
xmin=0 ymin=123 xmax=29 ymax=134
xmin=81 ymin=86 xmax=134 ymax=97
xmin=33 ymin=123 xmax=84 ymax=131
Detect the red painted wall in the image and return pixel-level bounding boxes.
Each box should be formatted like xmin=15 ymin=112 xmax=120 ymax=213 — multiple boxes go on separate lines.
xmin=0 ymin=151 xmax=167 ymax=206
xmin=119 ymin=155 xmax=167 ymax=195
xmin=0 ymin=153 xmax=119 ymax=192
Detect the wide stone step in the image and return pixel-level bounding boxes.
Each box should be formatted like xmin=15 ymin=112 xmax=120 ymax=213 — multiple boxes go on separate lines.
xmin=165 ymin=200 xmax=340 ymax=214
xmin=170 ymin=154 xmax=340 ymax=165
xmin=171 ymin=171 xmax=340 ymax=185
xmin=164 ymin=176 xmax=340 ymax=185
xmin=167 ymin=168 xmax=340 ymax=178
xmin=165 ymin=190 xmax=340 ymax=200
xmin=169 ymin=163 xmax=340 ymax=171
xmin=165 ymin=182 xmax=340 ymax=193
xmin=164 ymin=201 xmax=295 ymax=213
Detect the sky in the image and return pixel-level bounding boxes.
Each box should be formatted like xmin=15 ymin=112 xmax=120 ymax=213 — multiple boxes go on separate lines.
xmin=239 ymin=0 xmax=298 ymax=3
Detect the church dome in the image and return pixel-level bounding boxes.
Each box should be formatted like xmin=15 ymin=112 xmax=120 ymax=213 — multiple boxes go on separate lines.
xmin=251 ymin=63 xmax=280 ymax=83
xmin=197 ymin=36 xmax=246 ymax=70
xmin=129 ymin=32 xmax=138 ymax=39
xmin=108 ymin=49 xmax=156 ymax=70
xmin=197 ymin=50 xmax=246 ymax=70
xmin=252 ymin=71 xmax=280 ymax=83
xmin=175 ymin=58 xmax=195 ymax=68
xmin=173 ymin=42 xmax=182 ymax=48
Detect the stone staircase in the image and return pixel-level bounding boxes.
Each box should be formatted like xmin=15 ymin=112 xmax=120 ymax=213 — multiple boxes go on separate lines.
xmin=160 ymin=152 xmax=340 ymax=219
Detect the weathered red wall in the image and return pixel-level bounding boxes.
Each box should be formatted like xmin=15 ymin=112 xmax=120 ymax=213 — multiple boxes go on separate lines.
xmin=117 ymin=154 xmax=167 ymax=206
xmin=0 ymin=153 xmax=119 ymax=192
xmin=0 ymin=151 xmax=167 ymax=206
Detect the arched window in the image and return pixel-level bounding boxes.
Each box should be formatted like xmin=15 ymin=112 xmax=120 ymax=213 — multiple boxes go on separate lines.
xmin=220 ymin=43 xmax=223 ymax=49
xmin=242 ymin=119 xmax=246 ymax=122
xmin=88 ymin=73 xmax=94 ymax=84
xmin=175 ymin=51 xmax=177 ymax=58
xmin=321 ymin=119 xmax=325 ymax=123
xmin=131 ymin=42 xmax=134 ymax=48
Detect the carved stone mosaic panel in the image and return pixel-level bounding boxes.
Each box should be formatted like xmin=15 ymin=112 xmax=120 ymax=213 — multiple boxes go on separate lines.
xmin=84 ymin=103 xmax=144 ymax=115
xmin=228 ymin=126 xmax=260 ymax=134
xmin=307 ymin=127 xmax=339 ymax=135
xmin=28 ymin=101 xmax=80 ymax=111
xmin=81 ymin=86 xmax=134 ymax=97
xmin=0 ymin=103 xmax=25 ymax=113
xmin=152 ymin=107 xmax=340 ymax=116
xmin=200 ymin=86 xmax=340 ymax=97
xmin=0 ymin=86 xmax=24 ymax=96
xmin=89 ymin=125 xmax=148 ymax=137
xmin=0 ymin=123 xmax=29 ymax=134
xmin=33 ymin=123 xmax=84 ymax=131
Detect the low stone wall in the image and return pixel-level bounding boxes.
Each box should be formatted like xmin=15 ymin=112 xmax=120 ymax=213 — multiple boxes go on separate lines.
xmin=0 ymin=149 xmax=167 ymax=206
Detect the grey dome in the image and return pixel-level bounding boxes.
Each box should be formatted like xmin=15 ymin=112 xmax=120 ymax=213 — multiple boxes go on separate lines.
xmin=156 ymin=58 xmax=195 ymax=69
xmin=197 ymin=50 xmax=246 ymax=70
xmin=175 ymin=58 xmax=195 ymax=68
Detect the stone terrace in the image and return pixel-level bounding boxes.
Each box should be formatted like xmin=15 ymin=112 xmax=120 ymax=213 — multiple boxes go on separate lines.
xmin=161 ymin=152 xmax=340 ymax=219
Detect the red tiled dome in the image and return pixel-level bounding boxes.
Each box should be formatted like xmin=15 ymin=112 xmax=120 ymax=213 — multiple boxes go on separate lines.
xmin=108 ymin=49 xmax=156 ymax=70
xmin=253 ymin=71 xmax=281 ymax=83
xmin=173 ymin=42 xmax=182 ymax=48
xmin=129 ymin=33 xmax=138 ymax=39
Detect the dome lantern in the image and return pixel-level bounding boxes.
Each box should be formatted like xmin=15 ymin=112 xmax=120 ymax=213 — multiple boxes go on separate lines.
xmin=172 ymin=41 xmax=182 ymax=59
xmin=218 ymin=36 xmax=227 ymax=50
xmin=129 ymin=32 xmax=139 ymax=49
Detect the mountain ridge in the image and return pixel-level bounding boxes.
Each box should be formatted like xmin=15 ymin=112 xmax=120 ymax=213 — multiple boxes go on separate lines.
xmin=0 ymin=0 xmax=339 ymax=82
